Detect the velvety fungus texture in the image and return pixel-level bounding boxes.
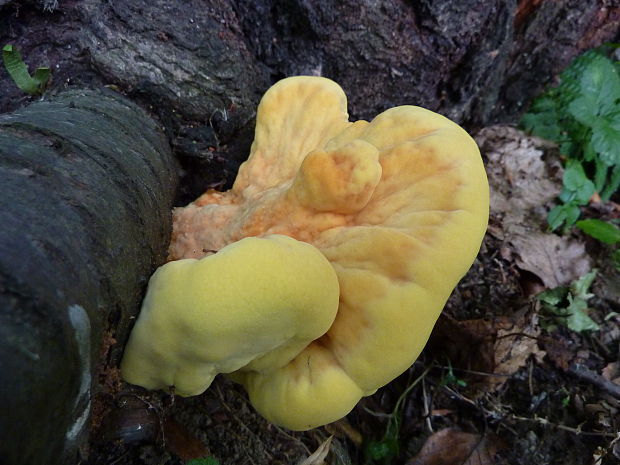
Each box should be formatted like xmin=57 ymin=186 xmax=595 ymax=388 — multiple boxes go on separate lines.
xmin=121 ymin=76 xmax=489 ymax=430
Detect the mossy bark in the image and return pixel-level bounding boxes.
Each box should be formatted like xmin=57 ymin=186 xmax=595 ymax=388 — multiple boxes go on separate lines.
xmin=0 ymin=89 xmax=177 ymax=465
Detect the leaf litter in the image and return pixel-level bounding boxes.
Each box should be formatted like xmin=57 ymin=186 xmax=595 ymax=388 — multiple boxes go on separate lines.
xmin=476 ymin=125 xmax=592 ymax=288
xmin=405 ymin=429 xmax=505 ymax=465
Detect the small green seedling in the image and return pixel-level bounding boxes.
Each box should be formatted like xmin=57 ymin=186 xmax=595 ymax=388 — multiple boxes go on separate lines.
xmin=558 ymin=387 xmax=571 ymax=408
xmin=521 ymin=47 xmax=620 ymax=231
xmin=576 ymin=219 xmax=620 ymax=271
xmin=364 ymin=366 xmax=431 ymax=464
xmin=185 ymin=458 xmax=220 ymax=465
xmin=537 ymin=270 xmax=600 ymax=332
xmin=438 ymin=361 xmax=467 ymax=389
xmin=2 ymin=44 xmax=50 ymax=95
xmin=576 ymin=219 xmax=620 ymax=244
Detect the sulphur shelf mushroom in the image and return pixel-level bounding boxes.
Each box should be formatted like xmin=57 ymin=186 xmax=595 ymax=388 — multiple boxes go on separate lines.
xmin=120 ymin=76 xmax=489 ymax=430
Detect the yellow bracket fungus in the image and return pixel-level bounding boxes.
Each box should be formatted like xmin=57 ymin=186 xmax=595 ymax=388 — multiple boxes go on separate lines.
xmin=121 ymin=76 xmax=489 ymax=431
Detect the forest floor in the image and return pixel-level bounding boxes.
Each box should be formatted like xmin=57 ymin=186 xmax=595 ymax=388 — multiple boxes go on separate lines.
xmin=86 ymin=126 xmax=620 ymax=465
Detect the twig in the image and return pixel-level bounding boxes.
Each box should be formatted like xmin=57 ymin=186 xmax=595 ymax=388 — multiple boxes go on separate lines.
xmin=422 ymin=379 xmax=434 ymax=433
xmin=362 ymin=406 xmax=393 ymax=419
xmin=441 ymin=385 xmax=618 ymax=438
xmin=510 ymin=414 xmax=618 ymax=438
xmin=528 ymin=359 xmax=534 ymax=397
xmin=569 ymin=363 xmax=620 ymax=400
xmin=433 ymin=365 xmax=512 ymax=378
xmin=109 ymin=451 xmax=130 ymax=465
xmin=272 ymin=425 xmax=311 ymax=456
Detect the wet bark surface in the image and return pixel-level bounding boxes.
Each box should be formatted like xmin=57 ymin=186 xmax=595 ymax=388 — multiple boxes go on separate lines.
xmin=0 ymin=89 xmax=177 ymax=465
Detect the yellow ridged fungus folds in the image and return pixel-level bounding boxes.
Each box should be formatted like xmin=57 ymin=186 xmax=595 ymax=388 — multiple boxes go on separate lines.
xmin=121 ymin=76 xmax=489 ymax=431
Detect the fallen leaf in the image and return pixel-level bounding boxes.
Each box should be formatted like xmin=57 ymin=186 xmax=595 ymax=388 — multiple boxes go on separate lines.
xmin=602 ymin=362 xmax=620 ymax=386
xmin=477 ymin=126 xmax=561 ymax=220
xmin=428 ymin=315 xmax=495 ymax=373
xmin=429 ymin=311 xmax=546 ymax=393
xmin=297 ymin=436 xmax=332 ymax=465
xmin=406 ymin=428 xmax=504 ymax=465
xmin=476 ymin=125 xmax=592 ymax=288
xmin=163 ymin=417 xmax=211 ymax=461
xmin=97 ymin=403 xmax=159 ymax=444
xmin=541 ymin=337 xmax=576 ymax=371
xmin=490 ymin=313 xmax=546 ymax=390
xmin=512 ymin=233 xmax=591 ymax=288
xmin=601 ymin=313 xmax=620 ymax=347
xmin=613 ymin=434 xmax=620 ymax=460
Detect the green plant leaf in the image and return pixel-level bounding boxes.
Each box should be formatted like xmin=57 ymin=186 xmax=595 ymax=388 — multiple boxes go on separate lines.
xmin=584 ymin=137 xmax=598 ymax=162
xmin=579 ymin=54 xmax=620 ymax=117
xmin=564 ymin=202 xmax=582 ymax=226
xmin=538 ymin=286 xmax=568 ymax=306
xmin=591 ymin=117 xmax=620 ymax=167
xmin=593 ymin=157 xmax=608 ymax=191
xmin=2 ymin=44 xmax=50 ymax=95
xmin=559 ymin=139 xmax=577 ymax=159
xmin=548 ymin=205 xmax=567 ymax=231
xmin=186 ymin=458 xmax=220 ymax=465
xmin=564 ymin=271 xmax=599 ymax=332
xmin=568 ymin=94 xmax=599 ymax=125
xmin=520 ymin=47 xmax=619 ymax=232
xmin=576 ymin=219 xmax=620 ymax=244
xmin=574 ymin=181 xmax=596 ymax=204
xmin=548 ymin=203 xmax=582 ymax=230
xmin=538 ymin=271 xmax=600 ymax=333
xmin=521 ymin=98 xmax=563 ymax=140
xmin=565 ymin=294 xmax=599 ymax=332
xmin=613 ymin=250 xmax=620 ymax=271
xmin=570 ymin=269 xmax=597 ymax=300
xmin=563 ymin=160 xmax=589 ymax=191
xmin=558 ymin=187 xmax=575 ymax=203
xmin=579 ymin=54 xmax=620 ymax=116
xmin=365 ymin=437 xmax=399 ymax=461
xmin=560 ymin=160 xmax=595 ymax=206
xmin=601 ymin=164 xmax=620 ymax=201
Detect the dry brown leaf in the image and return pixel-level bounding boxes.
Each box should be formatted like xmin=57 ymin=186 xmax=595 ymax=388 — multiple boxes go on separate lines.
xmin=406 ymin=428 xmax=504 ymax=465
xmin=512 ymin=233 xmax=591 ymax=288
xmin=478 ymin=125 xmax=560 ymax=220
xmin=542 ymin=337 xmax=576 ymax=371
xmin=476 ymin=125 xmax=591 ymax=288
xmin=613 ymin=434 xmax=620 ymax=460
xmin=163 ymin=417 xmax=211 ymax=461
xmin=490 ymin=313 xmax=546 ymax=390
xmin=297 ymin=436 xmax=332 ymax=465
xmin=429 ymin=311 xmax=546 ymax=394
xmin=428 ymin=315 xmax=495 ymax=371
xmin=602 ymin=362 xmax=620 ymax=386
xmin=601 ymin=313 xmax=620 ymax=347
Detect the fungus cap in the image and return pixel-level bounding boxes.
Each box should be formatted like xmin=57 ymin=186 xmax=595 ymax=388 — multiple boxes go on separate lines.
xmin=121 ymin=234 xmax=340 ymax=397
xmin=121 ymin=76 xmax=489 ymax=430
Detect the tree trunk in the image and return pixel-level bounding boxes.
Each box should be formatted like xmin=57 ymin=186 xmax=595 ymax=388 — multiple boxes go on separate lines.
xmin=0 ymin=89 xmax=177 ymax=465
xmin=0 ymin=0 xmax=617 ymax=202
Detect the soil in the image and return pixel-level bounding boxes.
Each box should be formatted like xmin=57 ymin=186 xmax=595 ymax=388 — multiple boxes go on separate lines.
xmin=85 ymin=128 xmax=620 ymax=465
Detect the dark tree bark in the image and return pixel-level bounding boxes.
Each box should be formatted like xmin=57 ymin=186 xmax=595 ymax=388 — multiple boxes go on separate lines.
xmin=0 ymin=0 xmax=617 ymax=202
xmin=0 ymin=89 xmax=177 ymax=465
